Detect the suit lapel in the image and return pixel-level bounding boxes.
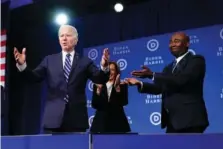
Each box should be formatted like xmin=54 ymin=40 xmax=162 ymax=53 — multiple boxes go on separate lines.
xmin=166 ymin=63 xmax=173 ymax=74
xmin=173 ymin=52 xmax=192 ymax=74
xmin=68 ymin=52 xmax=79 ymax=84
xmin=109 ymin=86 xmax=117 ymax=101
xmin=56 ymin=53 xmax=66 ymax=82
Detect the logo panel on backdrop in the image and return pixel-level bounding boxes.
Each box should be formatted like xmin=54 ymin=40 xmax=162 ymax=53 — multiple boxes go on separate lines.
xmin=84 ymin=25 xmax=223 ymax=133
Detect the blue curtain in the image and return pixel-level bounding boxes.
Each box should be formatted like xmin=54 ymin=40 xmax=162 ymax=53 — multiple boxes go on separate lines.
xmin=81 ymin=0 xmax=222 ymax=48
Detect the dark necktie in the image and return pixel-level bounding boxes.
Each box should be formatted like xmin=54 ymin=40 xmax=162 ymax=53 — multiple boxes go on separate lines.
xmin=172 ymin=60 xmax=177 ymax=73
xmin=64 ymin=53 xmax=71 ymax=82
xmin=63 ymin=53 xmax=72 ymax=102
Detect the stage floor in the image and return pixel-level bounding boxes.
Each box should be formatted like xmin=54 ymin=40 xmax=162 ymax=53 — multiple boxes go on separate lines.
xmin=1 ymin=133 xmax=223 ymax=149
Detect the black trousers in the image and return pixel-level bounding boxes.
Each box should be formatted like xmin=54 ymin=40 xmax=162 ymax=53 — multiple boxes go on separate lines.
xmin=166 ymin=121 xmax=206 ymax=133
xmin=43 ymin=105 xmax=86 ymax=134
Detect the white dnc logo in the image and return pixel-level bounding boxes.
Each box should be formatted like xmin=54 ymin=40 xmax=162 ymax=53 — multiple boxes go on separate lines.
xmin=117 ymin=59 xmax=127 ymax=71
xmin=88 ymin=49 xmax=98 ymax=60
xmin=220 ymin=28 xmax=223 ymax=40
xmin=189 ymin=49 xmax=196 ymax=55
xmin=88 ymin=81 xmax=93 ymax=92
xmin=88 ymin=115 xmax=94 ymax=127
xmin=150 ymin=112 xmax=161 ymax=125
xmin=147 ymin=39 xmax=159 ymax=52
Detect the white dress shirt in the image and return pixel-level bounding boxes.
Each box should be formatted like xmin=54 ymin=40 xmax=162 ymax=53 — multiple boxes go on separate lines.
xmin=62 ymin=50 xmax=75 ymax=67
xmin=171 ymin=51 xmax=189 ymax=72
xmin=175 ymin=51 xmax=189 ymax=65
xmin=106 ymin=82 xmax=113 ymax=101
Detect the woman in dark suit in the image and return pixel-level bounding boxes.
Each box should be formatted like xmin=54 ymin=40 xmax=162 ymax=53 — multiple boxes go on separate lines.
xmin=90 ymin=61 xmax=131 ymax=133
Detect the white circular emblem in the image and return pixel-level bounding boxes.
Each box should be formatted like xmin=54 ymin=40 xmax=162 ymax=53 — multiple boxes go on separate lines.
xmin=88 ymin=81 xmax=93 ymax=92
xmin=220 ymin=28 xmax=223 ymax=40
xmin=189 ymin=49 xmax=196 ymax=55
xmin=147 ymin=39 xmax=159 ymax=52
xmin=150 ymin=112 xmax=161 ymax=125
xmin=117 ymin=58 xmax=127 ymax=71
xmin=88 ymin=115 xmax=95 ymax=127
xmin=88 ymin=49 xmax=98 ymax=60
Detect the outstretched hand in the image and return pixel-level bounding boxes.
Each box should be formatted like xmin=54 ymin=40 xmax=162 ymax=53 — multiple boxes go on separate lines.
xmin=131 ymin=65 xmax=153 ymax=78
xmin=124 ymin=78 xmax=141 ymax=86
xmin=100 ymin=48 xmax=110 ymax=67
xmin=114 ymin=74 xmax=120 ymax=87
xmin=14 ymin=47 xmax=26 ymax=65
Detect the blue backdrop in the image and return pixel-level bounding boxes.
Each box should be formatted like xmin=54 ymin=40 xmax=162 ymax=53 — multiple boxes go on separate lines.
xmin=84 ymin=24 xmax=223 ymax=133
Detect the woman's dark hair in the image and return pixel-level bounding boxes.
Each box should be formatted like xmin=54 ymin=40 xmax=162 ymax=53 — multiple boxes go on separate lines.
xmin=109 ymin=61 xmax=121 ymax=75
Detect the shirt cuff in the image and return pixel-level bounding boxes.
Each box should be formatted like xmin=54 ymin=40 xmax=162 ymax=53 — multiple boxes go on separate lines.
xmin=139 ymin=81 xmax=143 ymax=90
xmin=16 ymin=62 xmax=27 ymax=72
xmin=152 ymin=72 xmax=155 ymax=81
xmin=100 ymin=65 xmax=109 ymax=73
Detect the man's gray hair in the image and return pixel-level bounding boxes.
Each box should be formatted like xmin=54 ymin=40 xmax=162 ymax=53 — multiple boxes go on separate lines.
xmin=58 ymin=25 xmax=78 ymax=39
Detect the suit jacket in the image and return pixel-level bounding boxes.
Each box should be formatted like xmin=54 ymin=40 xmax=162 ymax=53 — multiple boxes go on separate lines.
xmin=90 ymin=83 xmax=131 ymax=133
xmin=20 ymin=52 xmax=109 ymax=130
xmin=1 ymin=86 xmax=5 ymax=118
xmin=138 ymin=53 xmax=209 ymax=130
xmin=1 ymin=86 xmax=6 ymax=135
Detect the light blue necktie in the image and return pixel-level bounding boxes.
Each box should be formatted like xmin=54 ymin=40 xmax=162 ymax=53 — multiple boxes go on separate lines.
xmin=63 ymin=53 xmax=71 ymax=102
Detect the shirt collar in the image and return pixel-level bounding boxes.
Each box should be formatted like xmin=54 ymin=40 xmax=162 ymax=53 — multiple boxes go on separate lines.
xmin=175 ymin=51 xmax=189 ymax=63
xmin=62 ymin=50 xmax=75 ymax=58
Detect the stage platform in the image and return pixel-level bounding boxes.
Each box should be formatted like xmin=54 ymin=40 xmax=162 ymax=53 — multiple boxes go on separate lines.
xmin=1 ymin=133 xmax=223 ymax=149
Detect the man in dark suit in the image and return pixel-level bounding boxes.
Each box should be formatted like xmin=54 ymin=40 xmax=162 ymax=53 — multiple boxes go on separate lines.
xmin=125 ymin=32 xmax=209 ymax=133
xmin=13 ymin=25 xmax=110 ymax=133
